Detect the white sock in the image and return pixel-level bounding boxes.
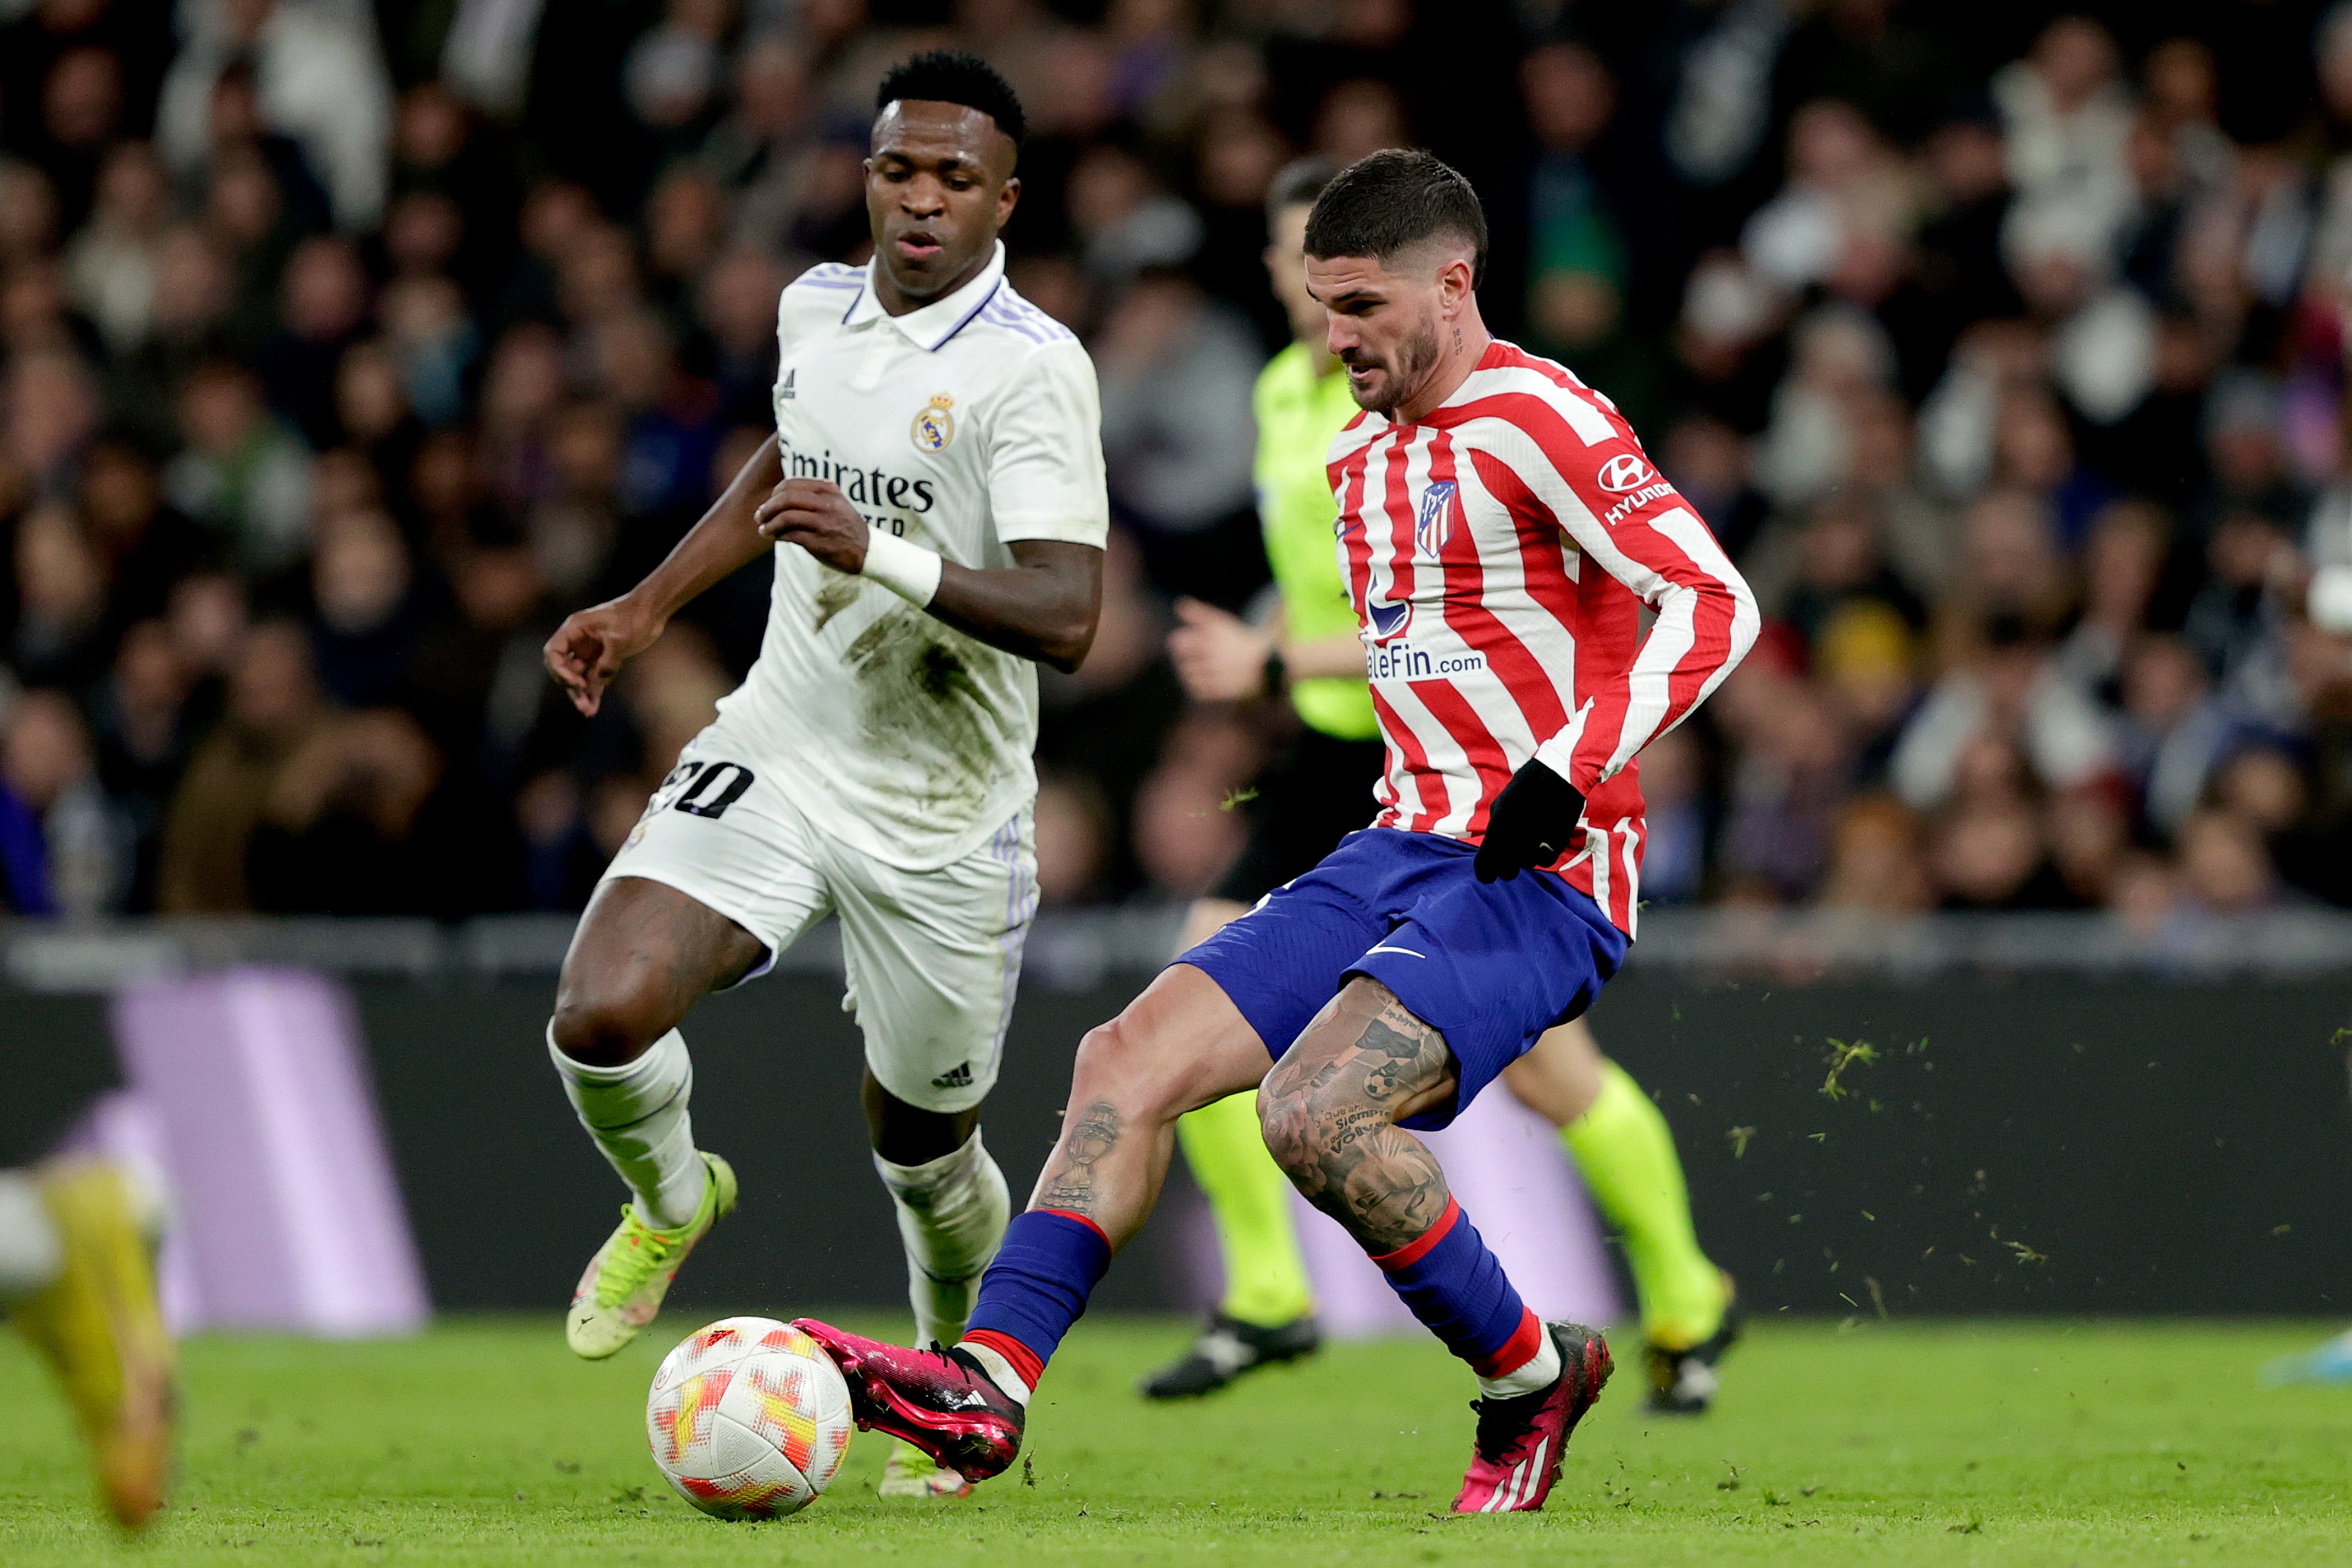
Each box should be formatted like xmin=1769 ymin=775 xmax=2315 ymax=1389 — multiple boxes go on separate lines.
xmin=956 ymin=1338 xmax=1032 ymax=1406
xmin=0 ymin=1171 xmax=63 ymax=1301
xmin=549 ymin=1026 xmax=706 ymax=1230
xmin=1477 ymin=1329 xmax=1562 ymax=1400
xmin=873 ymin=1130 xmax=1009 ymax=1349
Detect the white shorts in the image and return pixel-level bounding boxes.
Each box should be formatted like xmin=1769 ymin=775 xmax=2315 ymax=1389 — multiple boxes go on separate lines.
xmin=600 ymin=719 xmax=1039 ymax=1113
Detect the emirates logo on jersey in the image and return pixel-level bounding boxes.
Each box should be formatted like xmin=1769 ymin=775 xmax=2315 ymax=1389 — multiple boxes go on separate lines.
xmin=1415 ymin=480 xmax=1458 ymax=557
xmin=1597 ymin=454 xmax=1654 ymax=493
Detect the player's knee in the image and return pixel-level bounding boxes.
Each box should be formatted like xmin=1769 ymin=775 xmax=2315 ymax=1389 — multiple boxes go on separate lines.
xmin=548 ymin=988 xmax=667 ymax=1069
xmin=1071 ymin=1014 xmax=1147 ymax=1095
xmin=1255 ymin=1079 xmax=1322 ymax=1179
xmin=1070 ymin=1011 xmax=1188 ymax=1120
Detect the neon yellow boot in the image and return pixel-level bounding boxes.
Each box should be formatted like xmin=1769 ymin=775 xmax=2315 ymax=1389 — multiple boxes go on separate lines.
xmin=566 ymin=1152 xmax=737 ymax=1359
xmin=13 ymin=1159 xmax=174 ymax=1529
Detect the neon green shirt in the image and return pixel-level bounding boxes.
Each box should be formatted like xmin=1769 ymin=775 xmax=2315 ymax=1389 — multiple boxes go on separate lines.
xmin=1253 ymin=343 xmax=1379 ymax=741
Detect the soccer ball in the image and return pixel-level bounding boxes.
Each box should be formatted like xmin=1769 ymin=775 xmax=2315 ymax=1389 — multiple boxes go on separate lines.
xmin=646 ymin=1317 xmax=855 ymax=1519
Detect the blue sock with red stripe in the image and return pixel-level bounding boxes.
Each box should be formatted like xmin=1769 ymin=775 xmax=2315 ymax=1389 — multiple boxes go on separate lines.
xmin=1371 ymin=1196 xmax=1554 ymax=1393
xmin=959 ymin=1208 xmax=1111 ymax=1396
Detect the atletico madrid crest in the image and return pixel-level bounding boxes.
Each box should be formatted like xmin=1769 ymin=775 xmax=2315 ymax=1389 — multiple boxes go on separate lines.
xmin=1415 ymin=479 xmax=1458 ymax=557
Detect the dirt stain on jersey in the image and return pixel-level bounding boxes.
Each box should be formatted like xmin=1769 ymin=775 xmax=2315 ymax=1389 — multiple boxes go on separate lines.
xmin=842 ymin=611 xmax=998 ymax=817
xmin=813 ymin=572 xmax=863 ymax=632
xmin=915 ymin=645 xmax=966 ymax=700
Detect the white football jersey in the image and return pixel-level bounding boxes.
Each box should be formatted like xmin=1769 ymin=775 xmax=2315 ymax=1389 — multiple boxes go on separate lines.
xmin=715 ymin=242 xmax=1108 ymax=871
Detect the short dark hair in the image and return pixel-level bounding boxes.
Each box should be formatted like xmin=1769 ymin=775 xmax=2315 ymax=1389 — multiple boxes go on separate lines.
xmin=1303 ymin=149 xmax=1487 ymax=284
xmin=1265 ymin=155 xmax=1340 ymax=232
xmin=876 ymin=49 xmax=1027 ymax=147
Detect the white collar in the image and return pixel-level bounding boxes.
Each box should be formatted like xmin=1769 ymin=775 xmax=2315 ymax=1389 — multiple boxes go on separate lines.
xmin=839 ymin=242 xmax=1008 ymax=351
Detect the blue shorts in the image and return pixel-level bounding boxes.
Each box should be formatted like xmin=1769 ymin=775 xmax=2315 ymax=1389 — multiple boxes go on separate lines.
xmin=1183 ymin=828 xmax=1630 ymax=1131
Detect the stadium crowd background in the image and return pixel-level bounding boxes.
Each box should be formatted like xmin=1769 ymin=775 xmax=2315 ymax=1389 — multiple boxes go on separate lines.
xmin=0 ymin=0 xmax=2348 ymax=928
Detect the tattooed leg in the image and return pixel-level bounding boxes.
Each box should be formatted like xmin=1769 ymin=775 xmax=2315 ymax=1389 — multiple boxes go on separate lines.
xmin=1257 ymin=978 xmax=1461 ymax=1253
xmin=1020 ymin=963 xmax=1274 ymax=1247
xmin=1256 ymin=977 xmax=1558 ymax=1393
xmin=1035 ymin=1100 xmax=1123 ymax=1213
xmin=944 ymin=966 xmax=1272 ymax=1396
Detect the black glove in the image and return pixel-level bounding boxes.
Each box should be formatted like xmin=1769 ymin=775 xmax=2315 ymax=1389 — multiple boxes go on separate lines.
xmin=1473 ymin=757 xmax=1587 ymax=884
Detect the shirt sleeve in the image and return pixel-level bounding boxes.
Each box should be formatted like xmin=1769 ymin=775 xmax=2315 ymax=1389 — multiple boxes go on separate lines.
xmin=774 ymin=279 xmax=805 ymax=366
xmin=1511 ymin=414 xmax=1761 ymax=795
xmin=773 ymin=264 xmax=851 ymax=367
xmin=988 ymin=341 xmax=1110 ymax=548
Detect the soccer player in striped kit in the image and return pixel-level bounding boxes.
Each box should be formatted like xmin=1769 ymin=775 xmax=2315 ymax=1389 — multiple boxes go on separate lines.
xmin=793 ymin=148 xmax=1759 ymax=1513
xmin=1146 ymin=158 xmax=1739 ymax=1416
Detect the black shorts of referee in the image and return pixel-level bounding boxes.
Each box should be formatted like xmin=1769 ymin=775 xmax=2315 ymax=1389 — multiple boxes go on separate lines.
xmin=1209 ymin=727 xmax=1388 ymax=907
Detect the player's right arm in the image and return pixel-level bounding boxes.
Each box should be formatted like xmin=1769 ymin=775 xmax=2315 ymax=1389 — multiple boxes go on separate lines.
xmin=543 ymin=434 xmax=785 ymax=716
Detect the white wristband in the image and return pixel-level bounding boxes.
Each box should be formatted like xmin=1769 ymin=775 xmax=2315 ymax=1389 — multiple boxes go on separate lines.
xmin=860 ymin=529 xmax=943 ymax=608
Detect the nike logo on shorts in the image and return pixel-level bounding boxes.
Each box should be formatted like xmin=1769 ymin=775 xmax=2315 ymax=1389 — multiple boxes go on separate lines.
xmin=1362 ymin=944 xmax=1426 ymax=959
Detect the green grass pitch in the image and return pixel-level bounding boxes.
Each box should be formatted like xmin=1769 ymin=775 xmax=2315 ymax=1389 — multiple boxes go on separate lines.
xmin=0 ymin=1316 xmax=2347 ymax=1565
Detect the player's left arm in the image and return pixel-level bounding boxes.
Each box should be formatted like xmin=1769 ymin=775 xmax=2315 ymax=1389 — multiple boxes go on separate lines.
xmin=1536 ymin=450 xmax=1760 ymax=793
xmin=1475 ymin=427 xmax=1761 ymax=882
xmin=754 ymin=341 xmax=1108 ymax=673
xmin=751 ymin=487 xmax=1102 ymax=672
xmin=930 ymin=538 xmax=1102 ymax=672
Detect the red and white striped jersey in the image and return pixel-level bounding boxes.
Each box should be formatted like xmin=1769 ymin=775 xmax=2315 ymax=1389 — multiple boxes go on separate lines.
xmin=1326 ymin=340 xmax=1759 ymax=935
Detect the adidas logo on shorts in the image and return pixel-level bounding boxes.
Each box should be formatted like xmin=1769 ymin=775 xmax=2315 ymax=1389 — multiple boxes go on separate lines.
xmin=930 ymin=1062 xmax=973 ymax=1090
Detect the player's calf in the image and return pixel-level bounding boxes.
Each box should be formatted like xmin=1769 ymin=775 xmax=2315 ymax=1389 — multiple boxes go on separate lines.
xmin=1259 ymin=977 xmax=1598 ymax=1499
xmin=1254 ymin=978 xmax=1461 ymax=1255
xmin=791 ymin=1018 xmax=1184 ymax=1479
xmin=872 ymin=1128 xmax=1009 ymax=1351
xmin=550 ymin=1026 xmax=710 ymax=1230
xmin=547 ymin=882 xmax=766 ymax=1357
xmin=1025 ymin=1003 xmax=1231 ymax=1238
xmin=803 ymin=967 xmax=1273 ymax=1470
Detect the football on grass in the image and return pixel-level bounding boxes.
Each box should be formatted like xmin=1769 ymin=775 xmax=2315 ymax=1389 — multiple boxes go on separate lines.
xmin=647 ymin=1317 xmax=854 ymax=1519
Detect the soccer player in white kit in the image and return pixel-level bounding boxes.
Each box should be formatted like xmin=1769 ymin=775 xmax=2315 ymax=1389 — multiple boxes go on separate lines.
xmin=538 ymin=52 xmax=1106 ymax=1499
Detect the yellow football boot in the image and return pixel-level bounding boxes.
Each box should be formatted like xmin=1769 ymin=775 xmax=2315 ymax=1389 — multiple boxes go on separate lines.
xmin=12 ymin=1159 xmax=174 ymax=1529
xmin=879 ymin=1440 xmax=973 ymax=1498
xmin=567 ymin=1152 xmax=737 ymax=1358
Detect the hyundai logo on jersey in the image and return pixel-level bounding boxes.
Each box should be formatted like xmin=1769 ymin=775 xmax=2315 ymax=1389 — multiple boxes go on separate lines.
xmin=1415 ymin=479 xmax=1458 ymax=557
xmin=1367 ymin=598 xmax=1413 ymax=641
xmin=1596 ymin=454 xmax=1653 ymax=493
xmin=1601 ymin=478 xmax=1677 ymax=526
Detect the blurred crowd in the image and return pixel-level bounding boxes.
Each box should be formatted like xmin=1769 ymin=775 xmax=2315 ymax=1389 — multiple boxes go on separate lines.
xmin=2 ymin=0 xmax=2352 ymax=929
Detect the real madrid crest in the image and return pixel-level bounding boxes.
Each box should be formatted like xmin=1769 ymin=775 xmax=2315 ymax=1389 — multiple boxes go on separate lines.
xmin=911 ymin=392 xmax=956 ymax=453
